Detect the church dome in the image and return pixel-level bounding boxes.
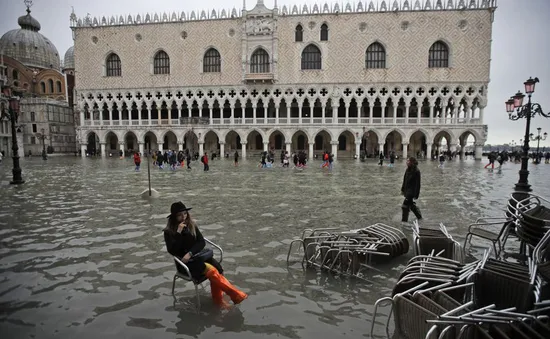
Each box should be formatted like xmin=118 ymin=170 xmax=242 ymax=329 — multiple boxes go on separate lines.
xmin=63 ymin=46 xmax=74 ymax=69
xmin=0 ymin=8 xmax=60 ymax=70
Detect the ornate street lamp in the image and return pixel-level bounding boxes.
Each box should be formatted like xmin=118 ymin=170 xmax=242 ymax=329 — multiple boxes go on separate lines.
xmin=35 ymin=128 xmax=49 ymax=160
xmin=505 ymin=77 xmax=548 ymax=193
xmin=0 ymin=93 xmax=25 ymax=184
xmin=530 ymin=127 xmax=547 ymax=164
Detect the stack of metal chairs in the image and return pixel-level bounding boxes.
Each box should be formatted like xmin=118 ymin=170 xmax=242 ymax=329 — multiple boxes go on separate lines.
xmin=286 ymin=224 xmax=409 ymax=281
xmin=412 ymin=221 xmax=463 ymax=263
xmin=372 ymin=248 xmax=549 ymax=338
xmin=372 ymin=194 xmax=550 ymax=339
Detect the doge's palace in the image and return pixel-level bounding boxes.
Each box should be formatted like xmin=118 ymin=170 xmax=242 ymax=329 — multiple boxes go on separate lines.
xmin=71 ymin=0 xmax=496 ymax=159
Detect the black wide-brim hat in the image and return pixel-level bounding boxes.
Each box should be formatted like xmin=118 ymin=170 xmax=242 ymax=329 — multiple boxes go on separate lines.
xmin=167 ymin=201 xmax=192 ymax=218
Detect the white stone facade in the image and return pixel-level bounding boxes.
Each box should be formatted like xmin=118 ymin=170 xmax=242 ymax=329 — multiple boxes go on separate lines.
xmin=72 ymin=0 xmax=496 ymax=159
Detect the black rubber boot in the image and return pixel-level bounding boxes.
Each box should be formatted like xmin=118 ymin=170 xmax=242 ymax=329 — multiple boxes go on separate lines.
xmin=410 ymin=203 xmax=423 ymax=220
xmin=401 ymin=206 xmax=410 ymax=222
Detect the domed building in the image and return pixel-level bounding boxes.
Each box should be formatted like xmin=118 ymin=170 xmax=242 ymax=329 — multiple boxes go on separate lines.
xmin=0 ymin=4 xmax=76 ymax=156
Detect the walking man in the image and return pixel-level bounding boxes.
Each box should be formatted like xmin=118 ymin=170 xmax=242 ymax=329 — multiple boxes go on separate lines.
xmin=401 ymin=157 xmax=422 ymax=223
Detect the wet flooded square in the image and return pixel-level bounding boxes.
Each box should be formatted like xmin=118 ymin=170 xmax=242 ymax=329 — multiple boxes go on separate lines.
xmin=1 ymin=157 xmax=549 ymax=339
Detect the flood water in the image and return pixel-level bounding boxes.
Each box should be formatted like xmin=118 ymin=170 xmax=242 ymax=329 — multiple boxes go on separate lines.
xmin=1 ymin=156 xmax=549 ymax=339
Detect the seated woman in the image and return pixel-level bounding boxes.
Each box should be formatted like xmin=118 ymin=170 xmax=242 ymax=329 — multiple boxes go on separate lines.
xmin=163 ymin=201 xmax=247 ymax=307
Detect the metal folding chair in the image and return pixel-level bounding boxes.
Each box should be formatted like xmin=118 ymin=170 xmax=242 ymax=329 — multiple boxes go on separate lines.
xmin=171 ymin=238 xmax=223 ymax=308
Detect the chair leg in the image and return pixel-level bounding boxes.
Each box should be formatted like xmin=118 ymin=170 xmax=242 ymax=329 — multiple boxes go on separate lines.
xmin=195 ymin=284 xmax=200 ymax=309
xmin=172 ymin=275 xmax=177 ymax=295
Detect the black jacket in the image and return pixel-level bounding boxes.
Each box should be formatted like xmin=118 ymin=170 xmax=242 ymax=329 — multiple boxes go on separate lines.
xmin=401 ymin=167 xmax=421 ymax=200
xmin=164 ymin=226 xmax=223 ymax=279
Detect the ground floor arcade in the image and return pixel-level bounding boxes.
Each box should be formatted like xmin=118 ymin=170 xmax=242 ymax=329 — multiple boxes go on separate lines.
xmin=79 ymin=125 xmax=485 ymax=160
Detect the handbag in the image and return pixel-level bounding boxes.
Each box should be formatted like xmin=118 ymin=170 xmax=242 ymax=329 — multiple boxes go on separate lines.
xmin=189 ymin=248 xmax=214 ymax=262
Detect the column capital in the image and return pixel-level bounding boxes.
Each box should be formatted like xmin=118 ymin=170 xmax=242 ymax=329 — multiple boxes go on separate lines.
xmin=330 ymin=141 xmax=339 ymax=145
xmin=285 ymin=141 xmax=292 ymax=145
xmin=219 ymin=141 xmax=225 ymax=145
xmin=263 ymin=141 xmax=269 ymax=144
xmin=308 ymin=142 xmax=315 ymax=145
xmin=402 ymin=142 xmax=409 ymax=146
xmin=241 ymin=141 xmax=248 ymax=145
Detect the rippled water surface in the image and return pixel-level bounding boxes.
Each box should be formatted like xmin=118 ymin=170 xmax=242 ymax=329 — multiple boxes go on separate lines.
xmin=1 ymin=156 xmax=549 ymax=339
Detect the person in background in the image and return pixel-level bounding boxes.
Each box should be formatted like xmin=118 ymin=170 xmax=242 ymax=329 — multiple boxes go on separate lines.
xmin=401 ymin=157 xmax=422 ymax=223
xmin=133 ymin=152 xmax=141 ymax=171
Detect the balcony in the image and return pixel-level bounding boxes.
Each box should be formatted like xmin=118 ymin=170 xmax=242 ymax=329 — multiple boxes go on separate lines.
xmin=244 ymin=73 xmax=275 ymax=83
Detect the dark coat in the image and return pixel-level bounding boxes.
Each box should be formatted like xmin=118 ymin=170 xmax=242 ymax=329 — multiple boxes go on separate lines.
xmin=164 ymin=226 xmax=223 ymax=280
xmin=401 ymin=166 xmax=421 ymax=200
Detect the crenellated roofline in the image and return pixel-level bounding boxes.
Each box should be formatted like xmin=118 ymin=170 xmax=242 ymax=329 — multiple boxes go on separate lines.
xmin=69 ymin=0 xmax=497 ymax=28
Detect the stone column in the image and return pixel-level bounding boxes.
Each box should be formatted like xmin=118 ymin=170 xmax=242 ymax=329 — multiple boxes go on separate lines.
xmin=199 ymin=142 xmax=204 ymax=155
xmin=100 ymin=143 xmax=106 ymax=157
xmin=449 ymin=143 xmax=457 ymax=154
xmin=332 ymin=105 xmax=339 ymax=124
xmin=178 ymin=143 xmax=183 ymax=151
xmin=369 ymin=103 xmax=373 ymax=125
xmin=252 ymin=104 xmax=257 ymax=124
xmin=460 ymin=144 xmax=466 ymax=160
xmin=475 ymin=144 xmax=483 ymax=160
xmin=321 ymin=102 xmax=325 ymax=124
xmin=429 ymin=104 xmax=434 ymax=124
xmin=80 ymin=111 xmax=84 ymax=127
xmin=230 ymin=105 xmax=235 ymax=125
xmin=108 ymin=108 xmax=113 ymax=125
xmin=118 ymin=108 xmax=122 ymax=125
xmin=355 ymin=142 xmax=361 ymax=159
xmin=405 ymin=103 xmax=410 ymax=123
xmin=452 ymin=107 xmax=458 ymax=124
xmin=119 ymin=142 xmax=124 ymax=156
xmin=208 ymin=107 xmax=213 ymax=125
xmin=393 ymin=105 xmax=397 ymax=124
xmin=402 ymin=142 xmax=409 ymax=160
xmin=285 ymin=141 xmax=291 ymax=155
xmin=139 ymin=142 xmax=145 ymax=155
xmin=241 ymin=142 xmax=247 ymax=158
xmin=80 ymin=143 xmax=86 ymax=157
xmin=308 ymin=142 xmax=314 ymax=160
xmin=345 ymin=103 xmax=350 ymax=124
xmin=378 ymin=142 xmax=385 ymax=156
xmin=90 ymin=108 xmax=95 ymax=126
xmin=331 ymin=141 xmax=338 ymax=160
xmin=380 ymin=105 xmax=386 ymax=123
xmin=138 ymin=106 xmax=142 ymax=126
xmin=479 ymin=106 xmax=485 ymax=123
xmin=298 ymin=103 xmax=303 ymax=125
xmin=275 ymin=104 xmax=280 ymax=124
xmin=158 ymin=143 xmax=163 ymax=153
xmin=147 ymin=104 xmax=152 ymax=125
xmin=219 ymin=142 xmax=225 ymax=158
xmin=426 ymin=143 xmax=433 ymax=160
xmin=177 ymin=105 xmax=182 ymax=122
xmin=263 ymin=141 xmax=268 ymax=152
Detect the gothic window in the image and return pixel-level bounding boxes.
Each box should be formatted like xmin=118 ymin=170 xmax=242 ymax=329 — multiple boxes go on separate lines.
xmin=428 ymin=41 xmax=449 ymax=68
xmin=153 ymin=50 xmax=170 ymax=74
xmin=40 ymin=81 xmax=45 ymax=93
xmin=106 ymin=53 xmax=122 ymax=76
xmin=30 ymin=112 xmax=35 ymax=122
xmin=56 ymin=81 xmax=62 ymax=93
xmin=366 ymin=42 xmax=386 ymax=69
xmin=250 ymin=48 xmax=270 ymax=73
xmin=12 ymin=69 xmax=18 ymax=80
xmin=295 ymin=24 xmax=303 ymax=42
xmin=320 ymin=23 xmax=328 ymax=41
xmin=203 ymin=48 xmax=221 ymax=73
xmin=48 ymin=79 xmax=54 ymax=93
xmin=301 ymin=44 xmax=322 ymax=70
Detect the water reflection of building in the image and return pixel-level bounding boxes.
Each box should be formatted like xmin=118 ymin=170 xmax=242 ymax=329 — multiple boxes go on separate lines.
xmin=72 ymin=0 xmax=495 ymax=159
xmin=0 ymin=3 xmax=76 ymax=156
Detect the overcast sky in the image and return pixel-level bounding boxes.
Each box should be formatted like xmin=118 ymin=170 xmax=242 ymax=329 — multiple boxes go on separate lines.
xmin=1 ymin=0 xmax=549 ymax=147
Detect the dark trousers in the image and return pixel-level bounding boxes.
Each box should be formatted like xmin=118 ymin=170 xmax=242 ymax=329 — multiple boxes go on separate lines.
xmin=402 ymin=198 xmax=422 ymax=222
xmin=203 ymin=163 xmax=209 ymax=171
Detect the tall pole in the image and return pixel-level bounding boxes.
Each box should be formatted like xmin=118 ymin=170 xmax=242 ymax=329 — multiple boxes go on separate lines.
xmin=9 ymin=106 xmax=24 ymax=185
xmin=515 ymin=94 xmax=532 ymax=193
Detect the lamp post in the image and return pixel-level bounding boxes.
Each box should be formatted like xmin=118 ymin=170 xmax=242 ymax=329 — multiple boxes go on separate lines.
xmin=505 ymin=77 xmax=549 ymax=193
xmin=530 ymin=127 xmax=547 ymax=164
xmin=0 ymin=94 xmax=25 ymax=184
xmin=35 ymin=128 xmax=48 ymax=160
